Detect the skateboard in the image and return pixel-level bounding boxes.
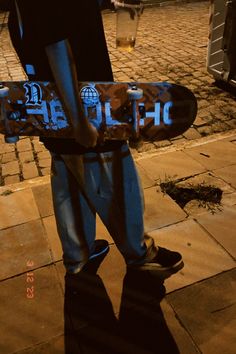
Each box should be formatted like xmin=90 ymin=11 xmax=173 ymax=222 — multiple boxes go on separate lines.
xmin=0 ymin=81 xmax=197 ymax=143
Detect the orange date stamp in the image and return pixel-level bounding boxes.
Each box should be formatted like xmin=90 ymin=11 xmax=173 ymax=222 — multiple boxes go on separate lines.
xmin=26 ymin=260 xmax=35 ymax=299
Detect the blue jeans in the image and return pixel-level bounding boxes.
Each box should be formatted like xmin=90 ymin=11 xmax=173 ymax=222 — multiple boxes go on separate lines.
xmin=50 ymin=143 xmax=157 ymax=273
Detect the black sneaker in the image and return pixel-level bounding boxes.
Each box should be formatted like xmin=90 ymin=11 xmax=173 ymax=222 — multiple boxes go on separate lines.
xmin=82 ymin=239 xmax=110 ymax=273
xmin=89 ymin=239 xmax=110 ymax=261
xmin=66 ymin=240 xmax=109 ymax=274
xmin=128 ymin=247 xmax=184 ymax=275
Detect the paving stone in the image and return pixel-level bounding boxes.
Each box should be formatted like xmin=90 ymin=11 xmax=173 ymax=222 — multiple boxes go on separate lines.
xmin=175 ymin=171 xmax=235 ymax=216
xmin=221 ymin=192 xmax=236 ymax=207
xmin=41 ymin=167 xmax=51 ymax=176
xmin=96 ymin=244 xmax=127 ymax=315
xmin=161 ymin=300 xmax=201 ymax=354
xmin=178 ymin=171 xmax=235 ymax=194
xmin=213 ymin=164 xmax=236 ymax=189
xmin=183 ymin=127 xmax=202 ymax=140
xmin=18 ymin=151 xmax=34 ymax=163
xmin=16 ymin=138 xmax=32 ymax=152
xmin=167 ymin=269 xmax=236 ymax=354
xmin=0 ymin=266 xmax=64 ymax=354
xmin=137 ymin=150 xmax=206 ymax=181
xmin=0 ymin=220 xmax=52 ymax=280
xmin=32 ymin=140 xmax=46 ymax=153
xmin=197 ymin=125 xmax=213 ymax=136
xmin=14 ymin=335 xmax=65 ymax=354
xmin=197 ymin=205 xmax=236 ymax=259
xmin=4 ymin=174 xmax=20 ymax=185
xmin=56 ymin=243 xmax=126 ymax=317
xmin=2 ymin=160 xmax=20 ymax=176
xmin=149 ymin=219 xmax=236 ymax=293
xmin=136 ymin=164 xmax=156 ymax=189
xmin=153 ymin=139 xmax=172 ymax=148
xmin=37 ymin=151 xmax=51 ymax=160
xmin=0 ymin=143 xmax=15 ymax=153
xmin=32 ymin=183 xmax=54 ymax=218
xmin=183 ymin=199 xmax=223 ymax=217
xmin=0 ymin=189 xmax=40 ymax=229
xmin=1 ymin=152 xmax=17 ymax=163
xmin=22 ymin=161 xmax=39 ymax=180
xmin=58 ymin=258 xmax=200 ymax=354
xmin=144 ymin=186 xmax=187 ymax=232
xmin=38 ymin=158 xmax=51 ymax=168
xmin=184 ymin=140 xmax=236 ymax=170
xmin=42 ymin=216 xmax=63 ymax=262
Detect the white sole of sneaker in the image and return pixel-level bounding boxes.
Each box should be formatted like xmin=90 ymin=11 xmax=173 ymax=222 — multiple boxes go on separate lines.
xmin=128 ymin=260 xmax=184 ymax=274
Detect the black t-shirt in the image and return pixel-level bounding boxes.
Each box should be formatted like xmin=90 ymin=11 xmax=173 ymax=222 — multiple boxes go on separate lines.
xmin=8 ymin=0 xmax=125 ymax=154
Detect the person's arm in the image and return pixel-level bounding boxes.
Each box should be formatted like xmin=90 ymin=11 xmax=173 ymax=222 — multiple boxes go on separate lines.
xmin=45 ymin=39 xmax=98 ymax=148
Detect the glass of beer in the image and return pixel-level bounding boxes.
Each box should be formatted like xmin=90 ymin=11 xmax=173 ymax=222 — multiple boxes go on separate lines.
xmin=115 ymin=0 xmax=143 ymax=52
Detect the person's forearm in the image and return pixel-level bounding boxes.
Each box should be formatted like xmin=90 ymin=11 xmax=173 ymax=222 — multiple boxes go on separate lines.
xmin=45 ymin=39 xmax=88 ymax=132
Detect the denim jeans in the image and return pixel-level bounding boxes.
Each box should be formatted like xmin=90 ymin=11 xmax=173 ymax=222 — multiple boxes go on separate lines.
xmin=50 ymin=143 xmax=157 ymax=273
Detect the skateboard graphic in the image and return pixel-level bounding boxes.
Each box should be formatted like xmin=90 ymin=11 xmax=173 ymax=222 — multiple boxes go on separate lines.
xmin=0 ymin=81 xmax=197 ymax=143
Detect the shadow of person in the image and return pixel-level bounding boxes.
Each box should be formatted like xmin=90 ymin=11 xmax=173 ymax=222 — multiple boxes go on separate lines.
xmin=118 ymin=269 xmax=180 ymax=354
xmin=64 ymin=264 xmax=180 ymax=354
xmin=64 ymin=265 xmax=119 ymax=354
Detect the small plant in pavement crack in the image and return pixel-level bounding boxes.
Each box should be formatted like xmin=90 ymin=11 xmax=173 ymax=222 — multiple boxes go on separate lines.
xmin=159 ymin=176 xmax=223 ymax=214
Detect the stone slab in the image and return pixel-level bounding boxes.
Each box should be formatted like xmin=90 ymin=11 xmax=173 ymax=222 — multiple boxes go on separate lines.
xmin=149 ymin=219 xmax=236 ymax=292
xmin=0 ymin=189 xmax=40 ymax=230
xmin=221 ymin=192 xmax=236 ymax=207
xmin=14 ymin=335 xmax=65 ymax=354
xmin=184 ymin=140 xmax=236 ymax=171
xmin=137 ymin=150 xmax=206 ymax=182
xmin=177 ymin=171 xmax=235 ymax=195
xmin=0 ymin=220 xmax=52 ymax=281
xmin=42 ymin=216 xmax=63 ymax=262
xmin=175 ymin=171 xmax=235 ymax=217
xmin=93 ymin=244 xmax=126 ymax=316
xmin=197 ymin=205 xmax=236 ymax=259
xmin=144 ymin=186 xmax=187 ymax=232
xmin=136 ymin=164 xmax=156 ymax=189
xmin=167 ymin=269 xmax=236 ymax=354
xmin=161 ymin=300 xmax=201 ymax=354
xmin=57 ymin=244 xmax=126 ymax=316
xmin=0 ymin=266 xmax=64 ymax=354
xmin=32 ymin=183 xmax=54 ymax=218
xmin=214 ymin=164 xmax=236 ymax=190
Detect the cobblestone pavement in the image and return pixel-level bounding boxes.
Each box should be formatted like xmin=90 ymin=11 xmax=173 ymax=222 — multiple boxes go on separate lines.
xmin=0 ymin=1 xmax=236 ymax=186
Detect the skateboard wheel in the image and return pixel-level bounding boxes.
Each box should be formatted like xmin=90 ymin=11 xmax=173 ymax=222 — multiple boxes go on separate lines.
xmin=5 ymin=135 xmax=19 ymax=143
xmin=0 ymin=85 xmax=9 ymax=98
xmin=127 ymin=87 xmax=143 ymax=100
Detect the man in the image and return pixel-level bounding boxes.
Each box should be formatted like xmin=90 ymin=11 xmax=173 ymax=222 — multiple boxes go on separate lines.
xmin=5 ymin=0 xmax=183 ymax=275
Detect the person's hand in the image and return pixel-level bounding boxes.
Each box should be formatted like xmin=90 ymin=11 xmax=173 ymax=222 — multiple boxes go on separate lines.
xmin=75 ymin=122 xmax=99 ymax=148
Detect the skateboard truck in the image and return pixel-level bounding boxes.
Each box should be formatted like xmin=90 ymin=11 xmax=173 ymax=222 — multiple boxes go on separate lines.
xmin=0 ymin=84 xmax=19 ymax=143
xmin=127 ymin=85 xmax=143 ymax=137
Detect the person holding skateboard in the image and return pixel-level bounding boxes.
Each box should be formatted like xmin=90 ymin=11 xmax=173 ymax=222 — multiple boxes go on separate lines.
xmin=5 ymin=0 xmax=183 ymax=275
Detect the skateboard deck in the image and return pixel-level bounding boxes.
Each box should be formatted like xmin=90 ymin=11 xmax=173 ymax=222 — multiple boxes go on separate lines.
xmin=0 ymin=81 xmax=197 ymax=143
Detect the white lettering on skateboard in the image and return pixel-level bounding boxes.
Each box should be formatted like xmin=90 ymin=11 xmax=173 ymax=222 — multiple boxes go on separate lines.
xmin=19 ymin=83 xmax=173 ymax=131
xmin=80 ymin=84 xmax=121 ymax=127
xmin=139 ymin=102 xmax=173 ymax=126
xmin=25 ymin=101 xmax=68 ymax=130
xmin=80 ymin=84 xmax=173 ymax=128
xmin=22 ymin=82 xmax=68 ymax=130
xmin=24 ymin=82 xmax=42 ymax=105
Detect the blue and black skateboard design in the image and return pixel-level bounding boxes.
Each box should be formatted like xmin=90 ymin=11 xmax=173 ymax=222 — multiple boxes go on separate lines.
xmin=0 ymin=81 xmax=197 ymax=143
